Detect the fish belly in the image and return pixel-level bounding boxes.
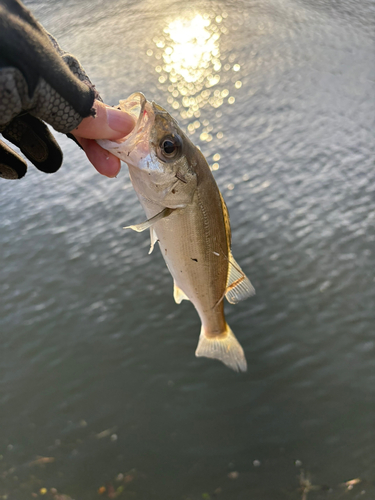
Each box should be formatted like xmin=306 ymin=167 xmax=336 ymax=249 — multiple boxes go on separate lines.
xmin=140 ymin=189 xmax=228 ymax=335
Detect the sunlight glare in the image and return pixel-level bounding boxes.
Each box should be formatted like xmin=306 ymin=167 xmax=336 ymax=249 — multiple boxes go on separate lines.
xmin=148 ymin=10 xmax=243 ymax=146
xmin=163 ymin=15 xmax=220 ymax=84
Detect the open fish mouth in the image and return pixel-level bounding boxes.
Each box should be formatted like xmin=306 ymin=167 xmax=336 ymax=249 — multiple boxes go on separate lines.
xmin=97 ymin=93 xmax=155 ymax=167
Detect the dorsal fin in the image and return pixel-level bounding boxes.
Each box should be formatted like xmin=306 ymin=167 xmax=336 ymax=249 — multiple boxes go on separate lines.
xmin=173 ymin=281 xmax=190 ymax=304
xmin=219 ymin=191 xmax=231 ymax=250
xmin=225 ymin=251 xmax=255 ymax=304
xmin=218 ymin=191 xmax=255 ymax=304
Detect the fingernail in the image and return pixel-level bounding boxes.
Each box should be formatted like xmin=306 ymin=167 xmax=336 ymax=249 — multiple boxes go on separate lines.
xmin=109 ymin=164 xmax=121 ymax=179
xmin=106 ymin=108 xmax=135 ymax=134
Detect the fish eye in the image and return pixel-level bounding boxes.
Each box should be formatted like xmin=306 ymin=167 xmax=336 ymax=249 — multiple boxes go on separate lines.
xmin=159 ymin=135 xmax=181 ymax=160
xmin=163 ymin=139 xmax=176 ymax=155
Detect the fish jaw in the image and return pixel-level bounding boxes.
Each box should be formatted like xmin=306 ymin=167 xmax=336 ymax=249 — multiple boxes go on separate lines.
xmin=97 ymin=93 xmax=159 ymax=171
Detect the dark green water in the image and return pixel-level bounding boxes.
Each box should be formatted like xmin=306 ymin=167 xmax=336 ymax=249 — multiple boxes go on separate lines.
xmin=1 ymin=0 xmax=374 ymax=499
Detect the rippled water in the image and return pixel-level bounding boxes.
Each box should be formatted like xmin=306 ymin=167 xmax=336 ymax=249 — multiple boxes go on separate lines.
xmin=1 ymin=0 xmax=374 ymax=498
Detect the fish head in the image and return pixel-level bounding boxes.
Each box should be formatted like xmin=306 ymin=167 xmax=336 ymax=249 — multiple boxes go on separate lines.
xmin=98 ymin=93 xmax=198 ymax=209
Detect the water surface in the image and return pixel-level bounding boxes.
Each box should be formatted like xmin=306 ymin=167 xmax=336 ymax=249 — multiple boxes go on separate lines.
xmin=1 ymin=0 xmax=374 ymax=498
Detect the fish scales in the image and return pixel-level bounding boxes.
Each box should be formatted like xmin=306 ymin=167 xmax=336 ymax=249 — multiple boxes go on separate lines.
xmin=154 ymin=183 xmax=228 ymax=337
xmin=98 ymin=93 xmax=255 ymax=372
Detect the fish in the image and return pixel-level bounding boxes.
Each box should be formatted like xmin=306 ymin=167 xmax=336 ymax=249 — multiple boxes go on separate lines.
xmin=98 ymin=93 xmax=255 ymax=371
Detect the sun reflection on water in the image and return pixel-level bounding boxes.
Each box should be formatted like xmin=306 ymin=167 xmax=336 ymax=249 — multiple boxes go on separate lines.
xmin=147 ymin=10 xmax=243 ymax=170
xmin=163 ymin=14 xmax=220 ymax=84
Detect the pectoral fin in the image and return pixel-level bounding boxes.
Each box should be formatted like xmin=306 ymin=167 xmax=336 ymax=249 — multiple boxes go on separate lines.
xmin=124 ymin=207 xmax=173 ymax=232
xmin=225 ymin=251 xmax=255 ymax=304
xmin=173 ymin=281 xmax=189 ymax=304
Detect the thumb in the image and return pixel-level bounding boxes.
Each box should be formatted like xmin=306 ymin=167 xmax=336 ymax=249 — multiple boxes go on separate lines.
xmin=71 ymin=100 xmax=135 ymax=140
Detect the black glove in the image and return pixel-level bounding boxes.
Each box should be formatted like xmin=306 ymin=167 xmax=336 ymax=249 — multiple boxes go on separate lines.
xmin=0 ymin=0 xmax=98 ymax=179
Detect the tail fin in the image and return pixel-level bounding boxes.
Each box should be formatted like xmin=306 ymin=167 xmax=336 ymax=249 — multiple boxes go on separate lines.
xmin=195 ymin=323 xmax=247 ymax=372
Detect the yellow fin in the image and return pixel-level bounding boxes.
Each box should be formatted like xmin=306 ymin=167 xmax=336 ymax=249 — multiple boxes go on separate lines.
xmin=225 ymin=251 xmax=255 ymax=304
xmin=124 ymin=207 xmax=173 ymax=232
xmin=195 ymin=323 xmax=247 ymax=372
xmin=173 ymin=281 xmax=189 ymax=304
xmin=148 ymin=228 xmax=158 ymax=254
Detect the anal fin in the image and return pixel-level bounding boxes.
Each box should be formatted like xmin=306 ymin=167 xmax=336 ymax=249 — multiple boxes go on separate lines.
xmin=173 ymin=281 xmax=189 ymax=304
xmin=225 ymin=251 xmax=255 ymax=304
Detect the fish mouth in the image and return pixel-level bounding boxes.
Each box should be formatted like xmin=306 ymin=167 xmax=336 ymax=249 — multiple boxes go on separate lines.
xmin=97 ymin=93 xmax=155 ymax=166
xmin=117 ymin=92 xmax=152 ymax=141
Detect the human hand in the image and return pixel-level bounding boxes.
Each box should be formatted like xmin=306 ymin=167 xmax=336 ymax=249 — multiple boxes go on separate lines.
xmin=71 ymin=100 xmax=135 ymax=178
xmin=0 ymin=0 xmax=132 ymax=180
xmin=0 ymin=100 xmax=133 ymax=180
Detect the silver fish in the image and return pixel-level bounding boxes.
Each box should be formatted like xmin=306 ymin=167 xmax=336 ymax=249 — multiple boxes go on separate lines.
xmin=98 ymin=93 xmax=255 ymax=371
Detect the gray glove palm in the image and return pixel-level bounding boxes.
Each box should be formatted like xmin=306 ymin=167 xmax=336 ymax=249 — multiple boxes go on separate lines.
xmin=0 ymin=0 xmax=97 ymax=179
